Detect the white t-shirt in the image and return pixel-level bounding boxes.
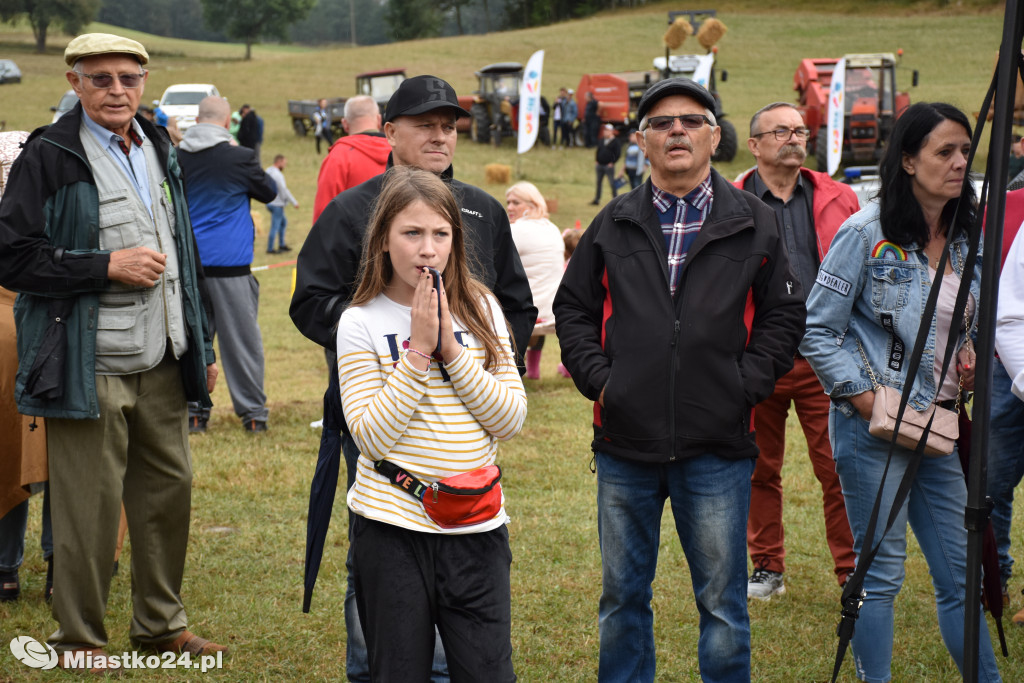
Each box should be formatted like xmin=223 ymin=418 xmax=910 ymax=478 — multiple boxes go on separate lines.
xmin=337 ymin=292 xmax=527 ymax=534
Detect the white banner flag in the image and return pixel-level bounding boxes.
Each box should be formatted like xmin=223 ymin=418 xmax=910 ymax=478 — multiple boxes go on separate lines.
xmin=518 ymin=50 xmax=545 ymax=154
xmin=691 ymin=53 xmax=715 ymax=90
xmin=826 ymin=57 xmax=846 ymax=177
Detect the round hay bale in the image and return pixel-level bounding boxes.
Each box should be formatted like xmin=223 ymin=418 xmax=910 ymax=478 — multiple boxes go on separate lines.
xmin=663 ymin=18 xmax=692 ymax=50
xmin=484 ymin=164 xmax=511 ymax=185
xmin=696 ymin=18 xmax=727 ymax=51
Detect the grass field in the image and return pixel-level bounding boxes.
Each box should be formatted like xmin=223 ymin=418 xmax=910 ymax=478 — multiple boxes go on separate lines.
xmin=1 ymin=1 xmax=1023 ymax=680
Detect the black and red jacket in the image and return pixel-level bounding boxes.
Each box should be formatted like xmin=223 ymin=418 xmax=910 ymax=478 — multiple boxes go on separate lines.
xmin=553 ymin=169 xmax=806 ymax=462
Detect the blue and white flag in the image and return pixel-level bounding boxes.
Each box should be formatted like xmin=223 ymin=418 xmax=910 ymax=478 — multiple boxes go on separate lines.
xmin=518 ymin=50 xmax=545 ymax=154
xmin=826 ymin=57 xmax=846 ymax=177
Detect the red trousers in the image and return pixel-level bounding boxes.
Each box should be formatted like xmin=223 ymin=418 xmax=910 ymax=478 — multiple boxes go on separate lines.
xmin=748 ymin=359 xmax=855 ymax=585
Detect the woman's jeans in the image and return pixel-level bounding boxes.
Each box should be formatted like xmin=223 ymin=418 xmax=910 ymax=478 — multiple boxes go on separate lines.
xmin=0 ymin=486 xmax=52 ymax=573
xmin=595 ymin=451 xmax=753 ymax=683
xmin=830 ymin=407 xmax=1001 ymax=682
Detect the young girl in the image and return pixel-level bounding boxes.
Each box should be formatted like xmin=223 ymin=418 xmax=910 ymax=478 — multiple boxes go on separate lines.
xmin=337 ymin=166 xmax=526 ymax=682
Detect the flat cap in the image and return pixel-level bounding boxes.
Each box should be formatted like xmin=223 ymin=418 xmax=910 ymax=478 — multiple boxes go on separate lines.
xmin=384 ymin=75 xmax=470 ymax=124
xmin=637 ymin=78 xmax=716 ymax=122
xmin=65 ymin=33 xmax=149 ymax=67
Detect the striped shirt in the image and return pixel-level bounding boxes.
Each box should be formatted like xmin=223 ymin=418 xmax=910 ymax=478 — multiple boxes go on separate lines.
xmin=652 ymin=174 xmax=714 ymax=294
xmin=337 ymin=293 xmax=527 ymax=534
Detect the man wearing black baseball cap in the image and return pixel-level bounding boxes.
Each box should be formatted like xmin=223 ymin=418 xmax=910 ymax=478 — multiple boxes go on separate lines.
xmin=290 ymin=75 xmax=534 ymax=682
xmin=554 ymin=77 xmax=805 ymax=681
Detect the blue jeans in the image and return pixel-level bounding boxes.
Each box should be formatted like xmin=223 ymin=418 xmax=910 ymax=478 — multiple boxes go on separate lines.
xmin=0 ymin=486 xmax=52 ymax=573
xmin=829 ymin=407 xmax=1001 ymax=683
xmin=986 ymin=359 xmax=1024 ymax=585
xmin=267 ymin=205 xmax=286 ymax=251
xmin=595 ymin=451 xmax=754 ymax=683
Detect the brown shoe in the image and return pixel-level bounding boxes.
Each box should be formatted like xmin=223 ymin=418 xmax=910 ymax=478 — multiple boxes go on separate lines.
xmin=154 ymin=630 xmax=228 ymax=656
xmin=58 ymin=647 xmax=113 ymax=674
xmin=1013 ymin=605 xmax=1024 ymax=626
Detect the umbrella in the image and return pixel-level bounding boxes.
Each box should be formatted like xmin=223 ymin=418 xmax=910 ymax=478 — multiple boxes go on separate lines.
xmin=957 ymin=411 xmax=1007 ymax=657
xmin=302 ymin=369 xmax=344 ymax=613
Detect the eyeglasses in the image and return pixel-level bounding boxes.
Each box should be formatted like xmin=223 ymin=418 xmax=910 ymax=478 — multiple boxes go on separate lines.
xmin=74 ymin=71 xmax=147 ymax=89
xmin=643 ymin=114 xmax=713 ymax=132
xmin=752 ymin=127 xmax=811 ymax=141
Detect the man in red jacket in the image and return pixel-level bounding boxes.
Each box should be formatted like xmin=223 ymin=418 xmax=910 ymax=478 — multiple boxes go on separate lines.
xmin=312 ymin=95 xmax=390 ymax=222
xmin=735 ymin=101 xmax=860 ymax=600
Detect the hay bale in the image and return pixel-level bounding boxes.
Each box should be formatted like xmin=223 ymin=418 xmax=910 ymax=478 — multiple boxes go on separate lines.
xmin=484 ymin=164 xmax=511 ymax=185
xmin=696 ymin=17 xmax=727 ymax=51
xmin=663 ymin=18 xmax=692 ymax=50
xmin=251 ymin=210 xmax=264 ymax=236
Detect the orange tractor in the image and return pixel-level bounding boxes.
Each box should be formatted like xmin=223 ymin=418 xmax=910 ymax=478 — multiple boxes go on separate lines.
xmin=795 ymin=53 xmax=918 ymax=172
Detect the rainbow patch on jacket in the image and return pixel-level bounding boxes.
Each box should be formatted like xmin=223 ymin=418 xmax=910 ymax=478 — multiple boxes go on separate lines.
xmin=871 ymin=240 xmax=908 ymax=261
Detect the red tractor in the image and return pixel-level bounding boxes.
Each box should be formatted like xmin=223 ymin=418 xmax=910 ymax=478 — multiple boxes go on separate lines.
xmin=795 ymin=53 xmax=918 ymax=172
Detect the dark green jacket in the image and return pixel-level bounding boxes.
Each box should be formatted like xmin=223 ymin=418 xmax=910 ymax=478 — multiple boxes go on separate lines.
xmin=0 ymin=102 xmax=213 ymax=418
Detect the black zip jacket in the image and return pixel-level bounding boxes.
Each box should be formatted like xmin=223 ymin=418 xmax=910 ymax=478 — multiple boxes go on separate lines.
xmin=289 ymin=159 xmax=536 ymax=369
xmin=554 ymin=169 xmax=806 ymax=462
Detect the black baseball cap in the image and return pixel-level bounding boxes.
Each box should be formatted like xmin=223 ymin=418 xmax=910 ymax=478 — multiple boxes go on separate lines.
xmin=384 ymin=75 xmax=471 ymax=124
xmin=637 ymin=78 xmax=716 ymax=122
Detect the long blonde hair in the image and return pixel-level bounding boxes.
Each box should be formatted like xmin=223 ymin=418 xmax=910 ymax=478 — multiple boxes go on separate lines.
xmin=351 ymin=166 xmax=510 ymax=371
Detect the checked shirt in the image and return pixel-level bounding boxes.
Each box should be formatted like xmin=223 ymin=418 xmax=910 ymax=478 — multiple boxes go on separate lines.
xmin=652 ymin=174 xmax=714 ymax=295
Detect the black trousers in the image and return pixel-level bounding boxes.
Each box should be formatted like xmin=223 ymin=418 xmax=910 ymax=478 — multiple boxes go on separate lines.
xmin=351 ymin=515 xmax=515 ymax=683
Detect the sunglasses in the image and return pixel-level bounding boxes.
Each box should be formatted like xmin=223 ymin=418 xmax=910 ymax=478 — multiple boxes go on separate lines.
xmin=643 ymin=114 xmax=713 ymax=132
xmin=75 ymin=71 xmax=147 ymax=89
xmin=752 ymin=127 xmax=811 ymax=141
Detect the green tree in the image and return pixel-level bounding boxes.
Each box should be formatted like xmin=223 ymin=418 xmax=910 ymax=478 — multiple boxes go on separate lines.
xmin=384 ymin=0 xmax=442 ymax=42
xmin=0 ymin=0 xmax=99 ymax=53
xmin=200 ymin=0 xmax=316 ymax=60
xmin=437 ymin=0 xmax=474 ymax=35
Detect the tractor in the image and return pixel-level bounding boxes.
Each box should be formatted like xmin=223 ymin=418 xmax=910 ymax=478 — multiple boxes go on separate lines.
xmin=573 ymin=10 xmax=737 ymax=161
xmin=462 ymin=63 xmax=523 ymax=146
xmin=355 ymin=68 xmax=407 ymax=115
xmin=794 ymin=53 xmax=918 ymax=172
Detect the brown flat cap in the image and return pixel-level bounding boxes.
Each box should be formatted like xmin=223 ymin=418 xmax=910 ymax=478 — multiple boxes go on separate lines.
xmin=64 ymin=33 xmax=149 ymax=67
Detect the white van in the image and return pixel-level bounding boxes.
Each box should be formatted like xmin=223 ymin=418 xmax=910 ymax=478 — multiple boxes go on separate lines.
xmin=158 ymin=84 xmax=220 ymax=130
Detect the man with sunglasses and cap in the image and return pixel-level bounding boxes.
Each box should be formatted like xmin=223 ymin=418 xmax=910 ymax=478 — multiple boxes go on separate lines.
xmin=554 ymin=78 xmax=805 ymax=682
xmin=735 ymin=102 xmax=859 ymax=603
xmin=290 ymin=74 xmax=534 ymax=682
xmin=0 ymin=33 xmax=222 ymax=671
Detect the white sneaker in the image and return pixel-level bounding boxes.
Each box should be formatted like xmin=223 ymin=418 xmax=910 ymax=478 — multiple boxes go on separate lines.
xmin=747 ymin=568 xmax=785 ymax=600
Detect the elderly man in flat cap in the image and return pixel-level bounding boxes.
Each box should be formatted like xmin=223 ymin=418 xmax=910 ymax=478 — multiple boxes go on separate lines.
xmin=554 ymin=78 xmax=805 ymax=681
xmin=0 ymin=33 xmax=223 ymax=670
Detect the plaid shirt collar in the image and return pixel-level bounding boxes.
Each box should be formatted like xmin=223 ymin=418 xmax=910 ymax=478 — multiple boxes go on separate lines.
xmin=651 ymin=172 xmax=714 ymax=213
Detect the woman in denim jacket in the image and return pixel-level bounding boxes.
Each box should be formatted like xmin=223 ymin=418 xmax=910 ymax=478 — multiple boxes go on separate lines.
xmin=801 ymin=103 xmax=1000 ymax=682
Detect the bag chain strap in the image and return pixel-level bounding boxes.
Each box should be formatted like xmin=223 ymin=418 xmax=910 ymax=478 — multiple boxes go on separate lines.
xmin=855 ymin=339 xmax=880 ymax=391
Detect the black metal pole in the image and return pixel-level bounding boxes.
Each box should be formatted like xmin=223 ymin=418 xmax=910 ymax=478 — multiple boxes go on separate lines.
xmin=964 ymin=3 xmax=1024 ymax=680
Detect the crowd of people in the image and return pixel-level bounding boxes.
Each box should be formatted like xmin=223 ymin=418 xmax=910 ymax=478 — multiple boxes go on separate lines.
xmin=3 ymin=29 xmax=1024 ymax=683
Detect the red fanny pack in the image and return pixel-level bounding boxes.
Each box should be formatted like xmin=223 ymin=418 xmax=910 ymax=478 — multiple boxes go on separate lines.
xmin=374 ymin=460 xmax=503 ymax=529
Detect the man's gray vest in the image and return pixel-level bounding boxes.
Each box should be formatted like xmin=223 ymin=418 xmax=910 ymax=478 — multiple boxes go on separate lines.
xmin=79 ymin=122 xmax=187 ymax=374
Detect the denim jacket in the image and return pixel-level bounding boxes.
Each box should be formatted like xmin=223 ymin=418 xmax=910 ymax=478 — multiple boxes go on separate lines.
xmin=800 ymin=201 xmax=981 ymax=417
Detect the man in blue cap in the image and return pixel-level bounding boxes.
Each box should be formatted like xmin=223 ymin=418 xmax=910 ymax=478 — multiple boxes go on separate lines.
xmin=554 ymin=77 xmax=805 ymax=682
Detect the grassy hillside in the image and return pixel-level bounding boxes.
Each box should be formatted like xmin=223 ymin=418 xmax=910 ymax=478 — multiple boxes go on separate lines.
xmin=1 ymin=3 xmax=1021 ymax=681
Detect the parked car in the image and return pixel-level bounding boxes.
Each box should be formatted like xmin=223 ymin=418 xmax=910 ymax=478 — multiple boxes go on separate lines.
xmin=51 ymin=89 xmax=79 ymax=123
xmin=158 ymin=84 xmax=219 ymax=131
xmin=0 ymin=59 xmax=21 ymax=84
